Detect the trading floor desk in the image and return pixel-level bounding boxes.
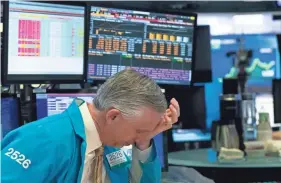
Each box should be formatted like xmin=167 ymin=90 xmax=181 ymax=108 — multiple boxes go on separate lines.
xmin=168 ymin=149 xmax=281 ymax=183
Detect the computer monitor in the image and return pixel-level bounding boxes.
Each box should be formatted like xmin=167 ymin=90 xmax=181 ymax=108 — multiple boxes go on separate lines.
xmin=1 ymin=94 xmax=22 ymax=139
xmin=172 ymin=129 xmax=211 ymax=143
xmin=87 ymin=6 xmax=197 ymax=85
xmin=164 ymin=85 xmax=206 ymax=129
xmin=35 ymin=90 xmax=97 ymax=119
xmin=211 ymin=34 xmax=281 ymax=85
xmin=2 ymin=1 xmax=86 ymax=84
xmin=122 ymin=132 xmax=168 ymax=172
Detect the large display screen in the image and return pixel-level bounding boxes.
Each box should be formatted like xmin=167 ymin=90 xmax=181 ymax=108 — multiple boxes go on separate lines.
xmin=87 ymin=6 xmax=196 ymax=85
xmin=5 ymin=1 xmax=85 ymax=83
xmin=211 ymin=34 xmax=281 ymax=85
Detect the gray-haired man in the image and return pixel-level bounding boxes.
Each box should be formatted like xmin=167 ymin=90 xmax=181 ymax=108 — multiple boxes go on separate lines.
xmin=1 ymin=69 xmax=180 ymax=183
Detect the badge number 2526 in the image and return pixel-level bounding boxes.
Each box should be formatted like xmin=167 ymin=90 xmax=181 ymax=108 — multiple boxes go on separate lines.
xmin=5 ymin=148 xmax=32 ymax=169
xmin=109 ymin=151 xmax=123 ymax=161
xmin=106 ymin=150 xmax=127 ymax=168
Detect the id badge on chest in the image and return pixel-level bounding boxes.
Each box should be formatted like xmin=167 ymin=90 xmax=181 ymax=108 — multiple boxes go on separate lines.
xmin=106 ymin=150 xmax=130 ymax=169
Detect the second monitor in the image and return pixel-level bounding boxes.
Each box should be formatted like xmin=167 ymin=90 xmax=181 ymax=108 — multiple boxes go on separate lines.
xmin=35 ymin=90 xmax=96 ymax=120
xmin=87 ymin=6 xmax=197 ymax=85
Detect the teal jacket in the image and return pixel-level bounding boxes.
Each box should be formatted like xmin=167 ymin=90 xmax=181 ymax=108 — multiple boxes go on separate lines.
xmin=1 ymin=101 xmax=161 ymax=183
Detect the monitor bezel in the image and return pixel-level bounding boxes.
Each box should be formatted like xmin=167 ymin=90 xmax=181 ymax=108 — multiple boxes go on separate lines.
xmin=1 ymin=1 xmax=89 ymax=84
xmin=87 ymin=3 xmax=198 ymax=86
xmin=1 ymin=93 xmax=24 ymax=128
xmin=273 ymin=79 xmax=281 ymax=124
xmin=192 ymin=25 xmax=212 ymax=83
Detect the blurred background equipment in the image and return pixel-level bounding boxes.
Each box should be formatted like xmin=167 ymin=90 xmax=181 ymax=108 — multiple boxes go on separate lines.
xmin=255 ymin=93 xmax=279 ymax=128
xmin=222 ymin=78 xmax=239 ymax=94
xmin=226 ymin=38 xmax=253 ymax=93
xmin=256 ymin=112 xmax=272 ymax=142
xmin=217 ymin=93 xmax=245 ymax=152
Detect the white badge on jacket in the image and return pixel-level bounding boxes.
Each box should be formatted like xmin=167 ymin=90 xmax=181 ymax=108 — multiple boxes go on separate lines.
xmin=106 ymin=150 xmax=129 ymax=169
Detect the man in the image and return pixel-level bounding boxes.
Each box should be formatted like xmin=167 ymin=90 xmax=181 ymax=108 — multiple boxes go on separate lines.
xmin=1 ymin=69 xmax=180 ymax=183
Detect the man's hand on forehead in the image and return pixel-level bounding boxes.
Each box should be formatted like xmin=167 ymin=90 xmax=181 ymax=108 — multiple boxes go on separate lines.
xmin=135 ymin=98 xmax=180 ymax=149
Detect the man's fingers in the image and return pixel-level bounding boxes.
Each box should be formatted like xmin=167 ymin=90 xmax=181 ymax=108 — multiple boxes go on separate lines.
xmin=169 ymin=105 xmax=178 ymax=123
xmin=161 ymin=115 xmax=173 ymax=131
xmin=166 ymin=110 xmax=172 ymax=116
xmin=170 ymin=98 xmax=180 ymax=117
xmin=164 ymin=113 xmax=171 ymax=124
xmin=171 ymin=98 xmax=179 ymax=108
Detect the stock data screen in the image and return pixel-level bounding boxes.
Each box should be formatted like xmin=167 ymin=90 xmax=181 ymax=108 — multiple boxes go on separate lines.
xmin=211 ymin=34 xmax=281 ymax=85
xmin=8 ymin=1 xmax=84 ymax=76
xmin=87 ymin=6 xmax=196 ymax=85
xmin=35 ymin=93 xmax=96 ymax=119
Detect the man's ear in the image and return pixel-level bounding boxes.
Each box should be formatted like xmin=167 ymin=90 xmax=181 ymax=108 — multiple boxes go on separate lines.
xmin=105 ymin=108 xmax=121 ymax=124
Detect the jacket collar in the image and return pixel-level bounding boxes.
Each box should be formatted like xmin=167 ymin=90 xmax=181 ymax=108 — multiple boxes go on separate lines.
xmin=79 ymin=100 xmax=102 ymax=153
xmin=65 ymin=100 xmax=86 ymax=141
xmin=65 ymin=99 xmax=102 ymax=153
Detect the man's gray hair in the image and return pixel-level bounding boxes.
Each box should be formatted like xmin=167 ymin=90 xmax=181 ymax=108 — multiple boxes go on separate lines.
xmin=93 ymin=69 xmax=167 ymax=116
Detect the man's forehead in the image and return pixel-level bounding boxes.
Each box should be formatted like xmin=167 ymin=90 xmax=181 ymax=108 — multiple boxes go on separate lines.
xmin=141 ymin=106 xmax=164 ymax=116
xmin=133 ymin=110 xmax=162 ymax=127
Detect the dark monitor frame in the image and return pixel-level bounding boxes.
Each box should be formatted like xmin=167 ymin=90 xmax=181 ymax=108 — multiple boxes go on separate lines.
xmin=86 ymin=3 xmax=198 ymax=86
xmin=192 ymin=25 xmax=212 ymax=83
xmin=1 ymin=93 xmax=23 ymax=127
xmin=273 ymin=79 xmax=281 ymax=124
xmin=1 ymin=1 xmax=89 ymax=84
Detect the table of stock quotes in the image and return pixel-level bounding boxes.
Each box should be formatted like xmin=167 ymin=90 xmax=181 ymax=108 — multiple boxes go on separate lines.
xmin=9 ymin=3 xmax=84 ymax=58
xmin=87 ymin=7 xmax=196 ymax=84
xmin=7 ymin=1 xmax=85 ymax=76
